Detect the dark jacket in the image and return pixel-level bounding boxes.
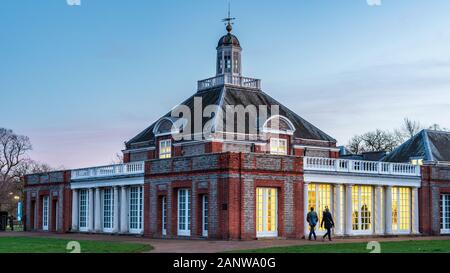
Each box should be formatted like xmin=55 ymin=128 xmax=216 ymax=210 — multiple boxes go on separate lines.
xmin=321 ymin=211 xmax=334 ymax=229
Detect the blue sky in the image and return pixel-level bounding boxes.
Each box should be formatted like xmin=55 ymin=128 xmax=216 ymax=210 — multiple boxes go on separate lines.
xmin=1 ymin=0 xmax=450 ymax=168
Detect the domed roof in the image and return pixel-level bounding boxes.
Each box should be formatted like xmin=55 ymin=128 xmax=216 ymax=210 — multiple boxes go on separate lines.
xmin=217 ymin=33 xmax=241 ymax=48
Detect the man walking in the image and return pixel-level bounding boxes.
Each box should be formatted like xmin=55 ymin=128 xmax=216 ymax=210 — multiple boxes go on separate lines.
xmin=321 ymin=206 xmax=335 ymax=241
xmin=306 ymin=207 xmax=318 ymax=240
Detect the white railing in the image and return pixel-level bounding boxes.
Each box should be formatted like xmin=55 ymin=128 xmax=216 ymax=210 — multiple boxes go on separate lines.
xmin=303 ymin=157 xmax=420 ymax=177
xmin=198 ymin=75 xmax=261 ymax=91
xmin=71 ymin=161 xmax=145 ymax=180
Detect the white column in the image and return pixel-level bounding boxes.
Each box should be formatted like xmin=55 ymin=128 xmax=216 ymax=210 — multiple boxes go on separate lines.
xmin=94 ymin=188 xmax=101 ymax=232
xmin=412 ymin=187 xmax=420 ymax=234
xmin=113 ymin=186 xmax=120 ymax=233
xmin=345 ymin=184 xmax=353 ymax=235
xmin=71 ymin=189 xmax=79 ymax=231
xmin=88 ymin=188 xmax=94 ymax=232
xmin=333 ymin=184 xmax=342 ymax=235
xmin=120 ymin=186 xmax=128 ymax=233
xmin=303 ymin=182 xmax=309 ymax=237
xmin=375 ymin=186 xmax=384 ymax=235
xmin=385 ymin=186 xmax=393 ymax=235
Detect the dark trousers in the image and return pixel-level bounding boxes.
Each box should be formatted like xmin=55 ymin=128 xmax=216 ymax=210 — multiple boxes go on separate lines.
xmin=323 ymin=227 xmax=332 ymax=240
xmin=308 ymin=225 xmax=317 ymax=240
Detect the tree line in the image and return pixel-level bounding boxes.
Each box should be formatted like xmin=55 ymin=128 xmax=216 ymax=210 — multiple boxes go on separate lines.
xmin=346 ymin=118 xmax=448 ymax=154
xmin=0 ymin=128 xmax=54 ymax=215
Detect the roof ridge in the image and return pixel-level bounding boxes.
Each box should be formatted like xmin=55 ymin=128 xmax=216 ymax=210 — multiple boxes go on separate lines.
xmin=212 ymin=86 xmax=227 ymax=132
xmin=424 ymin=128 xmax=450 ymax=134
xmin=422 ymin=130 xmax=434 ymax=161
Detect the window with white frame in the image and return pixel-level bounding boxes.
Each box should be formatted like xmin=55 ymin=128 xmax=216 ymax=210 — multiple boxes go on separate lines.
xmin=270 ymin=138 xmax=287 ymax=155
xmin=162 ymin=196 xmax=167 ymax=236
xmin=392 ymin=187 xmax=411 ymax=233
xmin=410 ymin=157 xmax=424 ymax=166
xmin=79 ymin=189 xmax=88 ymax=231
xmin=42 ymin=196 xmax=49 ymax=231
xmin=256 ymin=188 xmax=278 ymax=237
xmin=352 ymin=186 xmax=373 ymax=232
xmin=103 ymin=188 xmax=114 ymax=231
xmin=129 ymin=186 xmax=143 ymax=233
xmin=202 ymin=195 xmax=209 ymax=237
xmin=178 ymin=189 xmax=191 ymax=236
xmin=159 ymin=139 xmax=172 ymax=159
xmin=442 ymin=194 xmax=450 ymax=233
xmin=308 ymin=184 xmax=332 ymax=232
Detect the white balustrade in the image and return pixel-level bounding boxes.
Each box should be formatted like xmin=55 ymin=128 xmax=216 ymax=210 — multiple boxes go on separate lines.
xmin=303 ymin=157 xmax=420 ymax=177
xmin=198 ymin=75 xmax=261 ymax=91
xmin=71 ymin=161 xmax=145 ymax=180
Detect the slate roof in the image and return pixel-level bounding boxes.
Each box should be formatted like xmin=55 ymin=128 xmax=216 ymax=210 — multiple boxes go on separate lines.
xmin=383 ymin=129 xmax=450 ymax=163
xmin=126 ymin=86 xmax=336 ymax=149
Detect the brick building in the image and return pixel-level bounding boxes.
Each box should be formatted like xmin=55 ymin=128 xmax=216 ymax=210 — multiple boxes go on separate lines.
xmin=24 ymin=22 xmax=442 ymax=240
xmin=384 ymin=129 xmax=450 ymax=235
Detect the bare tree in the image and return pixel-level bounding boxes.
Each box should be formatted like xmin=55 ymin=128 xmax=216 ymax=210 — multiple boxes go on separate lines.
xmin=0 ymin=129 xmax=32 ymax=203
xmin=347 ymin=135 xmax=365 ymax=154
xmin=0 ymin=128 xmax=32 ymax=183
xmin=110 ymin=152 xmax=124 ymax=164
xmin=401 ymin=118 xmax=422 ymax=139
xmin=347 ymin=129 xmax=401 ymax=154
xmin=429 ymin=124 xmax=449 ymax=131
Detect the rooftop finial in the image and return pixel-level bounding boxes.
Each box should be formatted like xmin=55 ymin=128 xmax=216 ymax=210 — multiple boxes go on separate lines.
xmin=222 ymin=1 xmax=236 ymax=33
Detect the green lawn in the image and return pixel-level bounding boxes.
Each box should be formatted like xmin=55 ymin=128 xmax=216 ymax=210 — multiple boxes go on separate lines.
xmin=0 ymin=236 xmax=153 ymax=253
xmin=233 ymin=240 xmax=450 ymax=253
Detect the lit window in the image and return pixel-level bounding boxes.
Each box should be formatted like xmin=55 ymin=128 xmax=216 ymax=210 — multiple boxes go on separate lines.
xmin=410 ymin=158 xmax=423 ymax=166
xmin=392 ymin=187 xmax=411 ymax=232
xmin=270 ymin=138 xmax=288 ymax=155
xmin=159 ymin=139 xmax=172 ymax=159
xmin=352 ymin=186 xmax=373 ymax=232
xmin=308 ymin=184 xmax=332 ymax=232
xmin=256 ymin=188 xmax=278 ymax=237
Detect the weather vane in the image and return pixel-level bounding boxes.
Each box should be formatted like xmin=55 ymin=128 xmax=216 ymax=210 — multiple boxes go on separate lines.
xmin=222 ymin=1 xmax=236 ymax=33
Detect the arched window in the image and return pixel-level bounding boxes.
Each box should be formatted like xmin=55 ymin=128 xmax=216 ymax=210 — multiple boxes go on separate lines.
xmin=262 ymin=115 xmax=295 ymax=135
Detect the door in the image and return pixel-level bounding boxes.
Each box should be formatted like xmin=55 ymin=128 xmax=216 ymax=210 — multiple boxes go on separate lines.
xmin=42 ymin=196 xmax=49 ymax=231
xmin=202 ymin=195 xmax=208 ymax=237
xmin=256 ymin=188 xmax=278 ymax=237
xmin=162 ymin=196 xmax=167 ymax=236
xmin=129 ymin=186 xmax=143 ymax=234
xmin=177 ymin=189 xmax=191 ymax=236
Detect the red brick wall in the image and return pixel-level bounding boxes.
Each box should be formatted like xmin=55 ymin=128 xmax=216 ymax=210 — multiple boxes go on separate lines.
xmin=420 ymin=164 xmax=450 ymax=235
xmin=143 ymin=183 xmax=151 ymax=236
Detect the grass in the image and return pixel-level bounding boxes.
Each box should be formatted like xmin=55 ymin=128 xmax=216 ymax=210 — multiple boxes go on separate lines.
xmin=232 ymin=240 xmax=450 ymax=253
xmin=0 ymin=236 xmax=153 ymax=253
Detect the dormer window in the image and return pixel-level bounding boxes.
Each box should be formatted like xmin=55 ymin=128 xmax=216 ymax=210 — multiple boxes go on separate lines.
xmin=159 ymin=139 xmax=172 ymax=159
xmin=270 ymin=138 xmax=287 ymax=155
xmin=410 ymin=157 xmax=423 ymax=166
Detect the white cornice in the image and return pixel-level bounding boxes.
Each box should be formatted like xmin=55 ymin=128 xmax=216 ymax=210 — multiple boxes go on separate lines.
xmin=293 ymin=145 xmax=340 ymax=152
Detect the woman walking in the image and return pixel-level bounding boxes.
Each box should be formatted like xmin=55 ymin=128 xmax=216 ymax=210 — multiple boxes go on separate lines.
xmin=321 ymin=206 xmax=335 ymax=241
